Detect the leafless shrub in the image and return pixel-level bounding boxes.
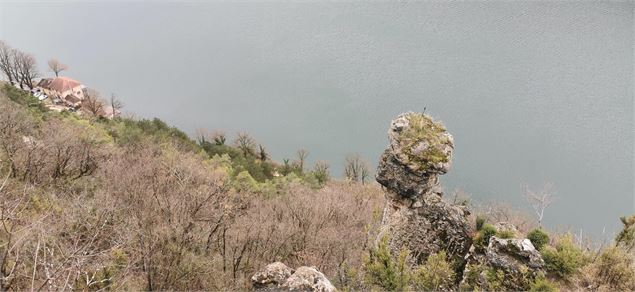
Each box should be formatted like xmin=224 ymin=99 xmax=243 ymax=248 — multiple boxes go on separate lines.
xmin=524 ymin=183 xmax=556 ymax=228
xmin=344 ymin=154 xmax=371 ymax=184
xmin=0 ymin=41 xmax=18 ymax=84
xmin=81 ymin=89 xmax=104 ymax=116
xmin=0 ymin=98 xmax=33 ymax=176
xmin=97 ymin=144 xmax=231 ymax=290
xmin=210 ymin=182 xmax=384 ymax=288
xmin=14 ymin=51 xmax=38 ymax=89
xmin=233 ymin=132 xmax=256 ymax=157
xmin=472 ymin=200 xmax=537 ymax=234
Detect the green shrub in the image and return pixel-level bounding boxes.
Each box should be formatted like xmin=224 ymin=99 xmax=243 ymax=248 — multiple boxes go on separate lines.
xmin=233 ymin=171 xmax=260 ymax=193
xmin=475 ymin=215 xmax=486 ymax=231
xmin=364 ymin=235 xmax=410 ymax=291
xmin=616 ymin=215 xmax=635 ymax=251
xmin=542 ymin=235 xmax=587 ymax=278
xmin=474 ymin=223 xmax=498 ymax=248
xmin=411 ymin=251 xmax=455 ymax=291
xmin=529 ymin=277 xmax=559 ymax=292
xmin=497 ymin=230 xmax=515 ymax=239
xmin=484 ymin=267 xmax=505 ymax=291
xmin=200 ymin=140 xmax=276 ymax=182
xmin=459 ymin=263 xmax=483 ymax=291
xmin=106 ymin=117 xmax=199 ymax=152
xmin=527 ymin=229 xmax=550 ymax=250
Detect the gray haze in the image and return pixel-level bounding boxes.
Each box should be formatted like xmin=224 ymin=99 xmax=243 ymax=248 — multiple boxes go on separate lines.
xmin=1 ymin=1 xmax=633 ymax=239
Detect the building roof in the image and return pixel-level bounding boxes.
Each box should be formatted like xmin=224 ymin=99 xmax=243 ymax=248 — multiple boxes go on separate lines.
xmin=64 ymin=94 xmax=82 ymax=104
xmin=37 ymin=77 xmax=83 ymax=93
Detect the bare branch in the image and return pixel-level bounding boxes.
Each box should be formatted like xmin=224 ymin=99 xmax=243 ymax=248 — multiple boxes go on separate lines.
xmin=523 ymin=183 xmax=556 ymax=228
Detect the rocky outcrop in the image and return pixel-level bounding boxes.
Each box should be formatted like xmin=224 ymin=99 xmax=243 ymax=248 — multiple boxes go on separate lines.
xmin=372 ymin=112 xmax=548 ymax=290
xmin=375 ymin=112 xmax=472 ymax=266
xmin=461 ymin=229 xmax=545 ymax=290
xmin=251 ymin=262 xmax=336 ymax=292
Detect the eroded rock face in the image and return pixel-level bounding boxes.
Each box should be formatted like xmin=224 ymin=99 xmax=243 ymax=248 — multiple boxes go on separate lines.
xmin=251 ymin=262 xmax=336 ymax=292
xmin=375 ymin=112 xmax=548 ymax=290
xmin=461 ymin=231 xmax=545 ymax=290
xmin=376 ymin=112 xmax=471 ymax=266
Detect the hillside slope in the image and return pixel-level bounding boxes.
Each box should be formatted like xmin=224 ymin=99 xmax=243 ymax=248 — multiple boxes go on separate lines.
xmin=0 ymin=84 xmax=633 ymax=291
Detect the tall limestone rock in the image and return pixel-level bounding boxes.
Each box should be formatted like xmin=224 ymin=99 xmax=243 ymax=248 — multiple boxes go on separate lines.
xmin=375 ymin=112 xmax=472 ymax=267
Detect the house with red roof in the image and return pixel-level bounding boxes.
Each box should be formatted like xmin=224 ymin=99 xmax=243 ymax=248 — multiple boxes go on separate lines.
xmin=36 ymin=76 xmax=85 ymax=104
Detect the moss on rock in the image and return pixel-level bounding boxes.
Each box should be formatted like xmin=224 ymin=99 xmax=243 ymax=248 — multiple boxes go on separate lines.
xmin=389 ymin=112 xmax=453 ymax=174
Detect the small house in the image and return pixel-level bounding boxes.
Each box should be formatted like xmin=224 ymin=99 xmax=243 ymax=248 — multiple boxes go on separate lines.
xmin=37 ymin=77 xmax=85 ymax=103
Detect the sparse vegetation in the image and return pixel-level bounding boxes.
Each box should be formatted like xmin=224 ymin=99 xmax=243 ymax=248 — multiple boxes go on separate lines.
xmin=541 ymin=234 xmax=587 ymax=279
xmin=364 ymin=235 xmax=410 ymax=291
xmin=475 ymin=215 xmax=486 ymax=231
xmin=586 ymin=246 xmax=635 ymax=290
xmin=529 ymin=276 xmax=559 ymax=292
xmin=411 ymin=251 xmax=456 ymax=291
xmin=474 ymin=223 xmax=498 ymax=249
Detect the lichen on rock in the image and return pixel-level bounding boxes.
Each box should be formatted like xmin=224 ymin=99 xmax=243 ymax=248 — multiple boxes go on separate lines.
xmin=388 ymin=112 xmax=454 ymax=175
xmin=377 ymin=112 xmax=455 ymax=198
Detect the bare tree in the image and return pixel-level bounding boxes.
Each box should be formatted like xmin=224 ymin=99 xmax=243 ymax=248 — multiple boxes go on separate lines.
xmin=109 ymin=93 xmax=123 ymax=118
xmin=360 ymin=162 xmax=371 ymax=184
xmin=344 ymin=154 xmax=371 ymax=184
xmin=14 ymin=51 xmax=39 ymax=89
xmin=47 ymin=59 xmax=68 ymax=77
xmin=81 ymin=89 xmax=104 ymax=116
xmin=0 ymin=41 xmax=17 ymax=83
xmin=296 ymin=148 xmax=309 ymax=174
xmin=233 ymin=132 xmax=256 ymax=157
xmin=524 ymin=183 xmax=556 ymax=228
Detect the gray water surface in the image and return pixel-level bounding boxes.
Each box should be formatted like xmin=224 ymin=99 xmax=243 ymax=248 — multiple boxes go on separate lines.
xmin=1 ymin=1 xmax=633 ymax=239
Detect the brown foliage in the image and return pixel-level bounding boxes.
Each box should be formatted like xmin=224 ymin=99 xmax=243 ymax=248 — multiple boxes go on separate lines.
xmin=0 ymin=93 xmax=387 ymax=290
xmin=214 ymin=182 xmax=384 ymax=288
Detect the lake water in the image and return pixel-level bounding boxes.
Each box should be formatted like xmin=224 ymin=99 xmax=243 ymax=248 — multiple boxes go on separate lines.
xmin=1 ymin=1 xmax=632 ymax=239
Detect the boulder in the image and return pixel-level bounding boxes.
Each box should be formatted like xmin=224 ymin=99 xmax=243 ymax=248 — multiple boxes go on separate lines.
xmin=251 ymin=263 xmax=336 ymax=292
xmin=461 ymin=234 xmax=545 ymax=290
xmin=281 ymin=266 xmax=336 ymax=292
xmin=251 ymin=262 xmax=294 ymax=288
xmin=375 ymin=112 xmax=472 ymax=266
